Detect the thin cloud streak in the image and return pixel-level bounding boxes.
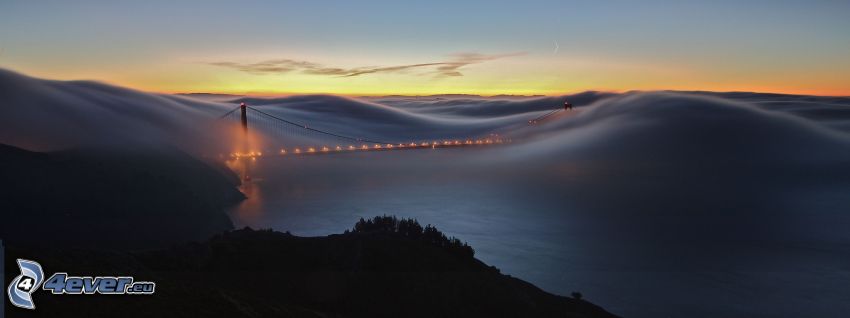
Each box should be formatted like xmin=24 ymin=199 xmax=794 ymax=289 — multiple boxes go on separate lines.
xmin=207 ymin=52 xmax=526 ymax=78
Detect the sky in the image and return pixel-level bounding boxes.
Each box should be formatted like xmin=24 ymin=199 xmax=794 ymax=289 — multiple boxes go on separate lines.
xmin=1 ymin=0 xmax=849 ymax=96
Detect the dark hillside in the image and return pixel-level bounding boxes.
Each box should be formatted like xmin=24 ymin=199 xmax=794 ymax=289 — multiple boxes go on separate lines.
xmin=0 ymin=143 xmax=242 ymax=248
xmin=5 ymin=218 xmax=617 ymax=318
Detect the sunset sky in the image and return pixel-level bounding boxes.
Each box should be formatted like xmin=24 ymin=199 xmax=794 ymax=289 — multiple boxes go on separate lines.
xmin=1 ymin=0 xmax=848 ymax=96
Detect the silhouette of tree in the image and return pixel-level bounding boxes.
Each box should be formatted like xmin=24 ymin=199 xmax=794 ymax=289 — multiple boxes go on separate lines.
xmin=351 ymin=215 xmax=474 ymax=258
xmin=571 ymin=292 xmax=583 ymax=300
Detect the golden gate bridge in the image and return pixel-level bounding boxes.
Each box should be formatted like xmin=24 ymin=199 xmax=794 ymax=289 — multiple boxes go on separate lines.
xmin=217 ymin=100 xmax=572 ymax=160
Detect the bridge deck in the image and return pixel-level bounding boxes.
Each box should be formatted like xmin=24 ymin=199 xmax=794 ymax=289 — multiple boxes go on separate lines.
xmin=228 ymin=138 xmax=509 ymax=159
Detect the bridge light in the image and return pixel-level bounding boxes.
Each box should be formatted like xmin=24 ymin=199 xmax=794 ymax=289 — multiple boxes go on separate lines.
xmin=308 ymin=147 xmax=316 ymax=153
xmin=280 ymin=149 xmax=287 ymax=154
xmin=322 ymin=146 xmax=329 ymax=152
xmin=374 ymin=144 xmax=382 ymax=149
xmin=336 ymin=146 xmax=342 ymax=151
xmin=294 ymin=148 xmax=301 ymax=154
xmin=349 ymin=145 xmax=356 ymax=150
xmin=361 ymin=144 xmax=369 ymax=150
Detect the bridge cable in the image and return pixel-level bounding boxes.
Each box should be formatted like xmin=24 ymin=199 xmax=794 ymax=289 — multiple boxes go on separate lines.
xmin=246 ymin=106 xmax=396 ymax=145
xmin=529 ymin=108 xmax=563 ymax=123
xmin=217 ymin=105 xmax=242 ymax=119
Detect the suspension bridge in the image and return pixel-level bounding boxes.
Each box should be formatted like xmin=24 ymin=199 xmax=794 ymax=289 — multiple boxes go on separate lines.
xmin=216 ymin=100 xmax=572 ymax=161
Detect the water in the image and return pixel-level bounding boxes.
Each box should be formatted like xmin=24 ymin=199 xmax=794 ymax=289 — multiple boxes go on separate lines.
xmin=228 ymin=144 xmax=850 ymax=318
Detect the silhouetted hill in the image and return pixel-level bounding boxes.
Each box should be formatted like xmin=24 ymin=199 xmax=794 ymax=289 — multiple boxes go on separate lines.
xmin=0 ymin=143 xmax=242 ymax=248
xmin=6 ymin=219 xmax=618 ymax=318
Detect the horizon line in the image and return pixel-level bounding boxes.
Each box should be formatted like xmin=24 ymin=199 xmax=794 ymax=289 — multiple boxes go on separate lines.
xmin=4 ymin=67 xmax=848 ymax=99
xmin=166 ymin=89 xmax=850 ymax=99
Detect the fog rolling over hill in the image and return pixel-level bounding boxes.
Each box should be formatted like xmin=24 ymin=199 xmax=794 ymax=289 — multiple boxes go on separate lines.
xmin=0 ymin=69 xmax=211 ymax=152
xmin=2 ymin=68 xmax=850 ymax=317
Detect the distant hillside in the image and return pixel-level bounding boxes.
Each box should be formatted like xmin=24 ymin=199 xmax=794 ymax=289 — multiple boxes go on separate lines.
xmin=0 ymin=143 xmax=242 ymax=248
xmin=6 ymin=218 xmax=619 ymax=318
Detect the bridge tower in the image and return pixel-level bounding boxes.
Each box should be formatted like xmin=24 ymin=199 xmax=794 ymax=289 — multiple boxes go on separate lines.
xmin=239 ymin=102 xmax=251 ymax=181
xmin=240 ymin=102 xmax=248 ymax=133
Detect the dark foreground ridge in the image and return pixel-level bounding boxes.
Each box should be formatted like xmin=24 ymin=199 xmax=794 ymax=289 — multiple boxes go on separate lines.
xmin=0 ymin=142 xmax=617 ymax=317
xmin=6 ymin=217 xmax=618 ymax=318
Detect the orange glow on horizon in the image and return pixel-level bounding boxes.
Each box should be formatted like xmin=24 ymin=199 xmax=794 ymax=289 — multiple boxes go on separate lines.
xmin=153 ymin=87 xmax=850 ymax=98
xmin=4 ymin=66 xmax=849 ymax=98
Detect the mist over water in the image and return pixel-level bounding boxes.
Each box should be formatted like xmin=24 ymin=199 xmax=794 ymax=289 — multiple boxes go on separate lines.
xmin=229 ymin=92 xmax=850 ymax=318
xmin=3 ymin=69 xmax=850 ymax=317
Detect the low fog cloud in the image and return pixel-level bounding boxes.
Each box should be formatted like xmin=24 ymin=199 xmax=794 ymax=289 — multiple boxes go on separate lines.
xmin=5 ymin=68 xmax=850 ymax=318
xmin=0 ymin=68 xmax=238 ymax=154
